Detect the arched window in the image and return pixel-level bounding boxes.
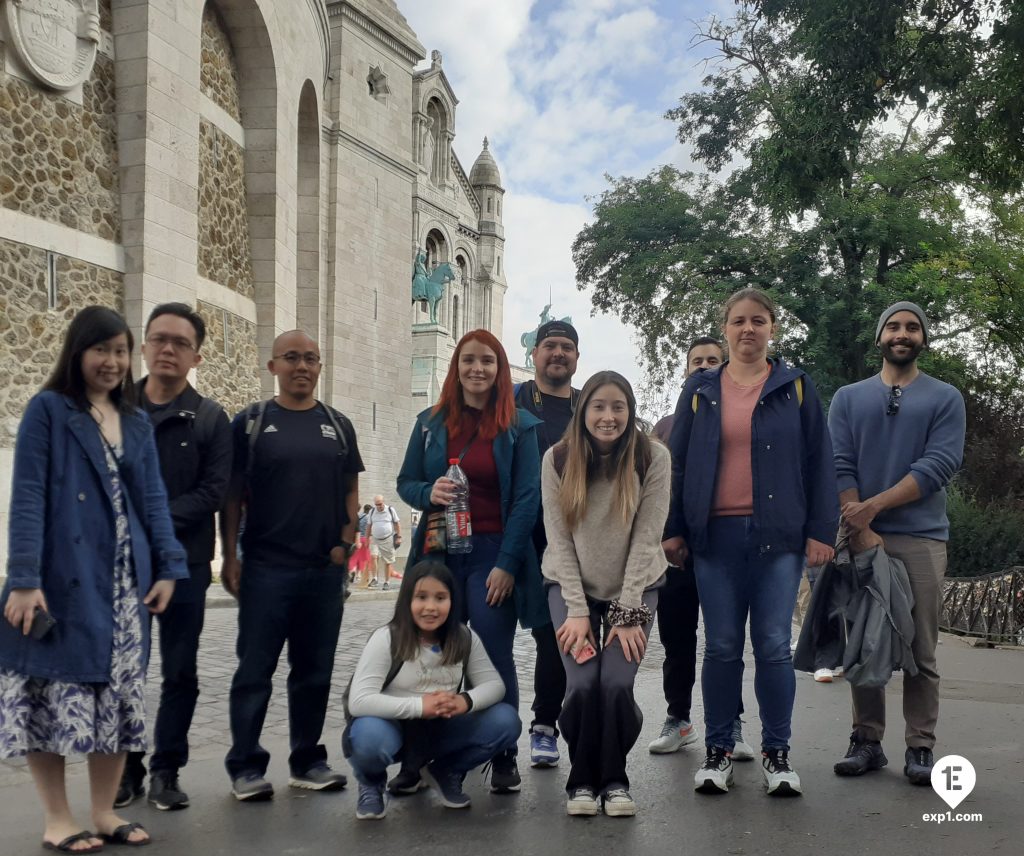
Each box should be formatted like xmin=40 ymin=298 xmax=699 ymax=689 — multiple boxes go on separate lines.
xmin=452 ymin=295 xmax=460 ymax=340
xmin=487 ymin=197 xmax=492 ymax=213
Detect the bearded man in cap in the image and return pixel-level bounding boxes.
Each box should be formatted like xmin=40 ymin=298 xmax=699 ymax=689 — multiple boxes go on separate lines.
xmin=827 ymin=302 xmax=965 ymax=786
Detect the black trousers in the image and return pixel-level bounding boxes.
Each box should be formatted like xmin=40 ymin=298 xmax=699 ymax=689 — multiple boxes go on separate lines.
xmin=530 ymin=621 xmax=566 ymax=734
xmin=550 ymin=584 xmax=656 ymax=794
xmin=126 ymin=563 xmax=210 ymax=779
xmin=656 ymin=564 xmax=744 ymax=723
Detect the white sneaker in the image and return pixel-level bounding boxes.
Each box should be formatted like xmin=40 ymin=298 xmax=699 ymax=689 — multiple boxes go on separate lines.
xmin=761 ymin=749 xmax=802 ymax=796
xmin=566 ymin=786 xmax=599 ymax=816
xmin=694 ymin=747 xmax=734 ymax=793
xmin=833 ymin=666 xmax=844 ymax=678
xmin=814 ymin=668 xmax=834 ymax=683
xmin=731 ymin=720 xmax=755 ymax=761
xmin=602 ymin=788 xmax=637 ymax=817
xmin=648 ymin=717 xmax=700 ymax=754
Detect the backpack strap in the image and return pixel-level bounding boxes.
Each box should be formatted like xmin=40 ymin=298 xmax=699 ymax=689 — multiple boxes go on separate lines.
xmin=320 ymin=403 xmax=351 ymax=461
xmin=243 ymin=399 xmax=269 ymax=484
xmin=192 ymin=396 xmax=222 ymax=447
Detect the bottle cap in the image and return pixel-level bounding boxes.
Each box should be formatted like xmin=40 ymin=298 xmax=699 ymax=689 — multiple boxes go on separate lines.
xmin=448 ymin=458 xmax=459 ymax=465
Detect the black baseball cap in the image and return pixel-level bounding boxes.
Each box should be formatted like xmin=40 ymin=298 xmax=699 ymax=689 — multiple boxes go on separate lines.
xmin=535 ymin=320 xmax=579 ymax=347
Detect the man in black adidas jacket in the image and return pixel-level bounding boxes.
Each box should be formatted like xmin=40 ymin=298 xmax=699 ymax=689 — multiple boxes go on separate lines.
xmin=118 ymin=303 xmax=233 ymax=812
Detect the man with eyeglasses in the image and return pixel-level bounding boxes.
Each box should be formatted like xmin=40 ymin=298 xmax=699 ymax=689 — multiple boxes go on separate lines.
xmin=114 ymin=303 xmax=233 ymax=812
xmin=827 ymin=301 xmax=965 ymax=786
xmin=220 ymin=330 xmax=364 ymax=801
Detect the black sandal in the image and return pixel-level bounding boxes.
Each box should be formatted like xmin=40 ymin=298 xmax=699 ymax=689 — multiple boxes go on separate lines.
xmin=41 ymin=831 xmax=103 ymax=853
xmin=98 ymin=823 xmax=150 ymax=847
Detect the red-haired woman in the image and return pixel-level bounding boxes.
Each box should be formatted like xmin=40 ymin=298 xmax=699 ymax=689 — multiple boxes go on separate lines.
xmin=398 ymin=330 xmax=547 ymax=794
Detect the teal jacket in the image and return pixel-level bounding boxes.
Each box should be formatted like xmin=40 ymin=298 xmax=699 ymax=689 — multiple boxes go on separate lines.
xmin=396 ymin=406 xmax=548 ymax=629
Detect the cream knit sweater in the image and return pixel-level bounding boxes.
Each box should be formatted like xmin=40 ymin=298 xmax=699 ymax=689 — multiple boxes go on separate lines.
xmin=541 ymin=441 xmax=671 ymax=617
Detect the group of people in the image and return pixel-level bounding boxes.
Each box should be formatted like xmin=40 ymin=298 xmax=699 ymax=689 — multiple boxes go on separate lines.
xmin=351 ymin=497 xmax=403 ymax=590
xmin=0 ymin=287 xmax=965 ymax=847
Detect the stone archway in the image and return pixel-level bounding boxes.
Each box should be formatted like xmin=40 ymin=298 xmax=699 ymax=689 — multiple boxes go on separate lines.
xmin=295 ymin=79 xmax=321 ymax=343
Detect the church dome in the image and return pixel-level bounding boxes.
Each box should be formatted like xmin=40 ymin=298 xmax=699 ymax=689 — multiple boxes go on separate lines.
xmin=469 ymin=137 xmax=502 ymax=187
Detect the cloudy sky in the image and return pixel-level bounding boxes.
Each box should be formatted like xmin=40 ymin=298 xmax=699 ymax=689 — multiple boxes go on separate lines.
xmin=403 ymin=0 xmax=730 ymax=415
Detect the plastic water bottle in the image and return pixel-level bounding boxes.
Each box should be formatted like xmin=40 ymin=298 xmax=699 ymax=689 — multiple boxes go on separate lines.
xmin=445 ymin=457 xmax=473 ymax=554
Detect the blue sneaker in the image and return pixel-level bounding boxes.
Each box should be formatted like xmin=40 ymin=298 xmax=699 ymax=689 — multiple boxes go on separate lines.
xmin=356 ymin=782 xmax=387 ymax=820
xmin=421 ymin=764 xmax=471 ymax=809
xmin=530 ymin=725 xmax=560 ymax=767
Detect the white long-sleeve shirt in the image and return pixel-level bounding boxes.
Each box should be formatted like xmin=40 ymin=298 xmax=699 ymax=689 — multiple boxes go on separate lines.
xmin=347 ymin=625 xmax=505 ymax=720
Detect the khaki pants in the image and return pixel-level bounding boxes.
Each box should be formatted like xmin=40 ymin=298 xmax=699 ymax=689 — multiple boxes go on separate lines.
xmin=851 ymin=534 xmax=946 ymax=749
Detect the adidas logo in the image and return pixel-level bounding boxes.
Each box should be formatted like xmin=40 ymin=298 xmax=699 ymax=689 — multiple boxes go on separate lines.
xmin=263 ymin=424 xmax=278 ymax=433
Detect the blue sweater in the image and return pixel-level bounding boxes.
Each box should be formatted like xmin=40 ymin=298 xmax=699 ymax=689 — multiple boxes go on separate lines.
xmin=828 ymin=373 xmax=966 ymax=541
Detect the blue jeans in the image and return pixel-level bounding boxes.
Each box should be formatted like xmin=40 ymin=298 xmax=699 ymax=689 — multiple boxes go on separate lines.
xmin=694 ymin=517 xmax=803 ymax=752
xmin=445 ymin=533 xmax=519 ymax=709
xmin=225 ymin=562 xmax=345 ymax=778
xmin=346 ymin=705 xmax=521 ymax=786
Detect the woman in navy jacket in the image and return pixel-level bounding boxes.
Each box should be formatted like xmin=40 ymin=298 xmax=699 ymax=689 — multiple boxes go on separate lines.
xmin=0 ymin=306 xmax=187 ymax=850
xmin=663 ymin=288 xmax=838 ymax=799
xmin=398 ymin=329 xmax=545 ymax=795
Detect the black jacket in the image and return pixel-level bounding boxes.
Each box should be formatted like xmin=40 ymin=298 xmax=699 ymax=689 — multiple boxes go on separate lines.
xmin=135 ymin=380 xmax=233 ymax=567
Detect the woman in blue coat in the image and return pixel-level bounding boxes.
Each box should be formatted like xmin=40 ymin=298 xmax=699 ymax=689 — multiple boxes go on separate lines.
xmin=0 ymin=306 xmax=187 ymax=851
xmin=662 ymin=288 xmax=839 ymax=799
xmin=397 ymin=329 xmax=545 ymax=796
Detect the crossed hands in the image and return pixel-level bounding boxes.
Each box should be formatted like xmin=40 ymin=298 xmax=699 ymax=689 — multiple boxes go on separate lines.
xmin=421 ymin=690 xmax=469 ymax=719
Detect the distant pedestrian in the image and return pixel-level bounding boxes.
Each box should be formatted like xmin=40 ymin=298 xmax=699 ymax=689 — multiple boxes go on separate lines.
xmin=662 ymin=287 xmax=839 ymax=797
xmin=0 ymin=306 xmax=187 ymax=849
xmin=345 ymin=561 xmax=519 ymax=818
xmin=542 ymin=371 xmax=671 ymax=818
xmin=397 ymin=329 xmax=546 ymax=796
xmin=365 ymin=496 xmax=402 ymax=590
xmin=830 ymin=302 xmax=965 ymax=785
xmin=220 ymin=330 xmax=363 ymax=801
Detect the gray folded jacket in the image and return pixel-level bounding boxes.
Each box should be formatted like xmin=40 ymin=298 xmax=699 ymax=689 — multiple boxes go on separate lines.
xmin=794 ymin=542 xmax=918 ymax=688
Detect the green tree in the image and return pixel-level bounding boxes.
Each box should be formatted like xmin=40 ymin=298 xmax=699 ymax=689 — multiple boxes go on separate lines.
xmin=573 ymin=1 xmax=1024 ymax=404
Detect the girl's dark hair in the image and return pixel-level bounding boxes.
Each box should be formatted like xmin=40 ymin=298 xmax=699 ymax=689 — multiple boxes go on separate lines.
xmin=43 ymin=305 xmax=136 ymax=413
xmin=388 ymin=560 xmax=470 ymax=666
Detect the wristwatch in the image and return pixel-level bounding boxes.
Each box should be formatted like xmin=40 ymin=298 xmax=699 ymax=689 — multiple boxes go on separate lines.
xmin=339 ymin=540 xmax=358 ymax=557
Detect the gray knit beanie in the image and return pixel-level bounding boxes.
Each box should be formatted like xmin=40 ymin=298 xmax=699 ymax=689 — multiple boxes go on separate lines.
xmin=875 ymin=301 xmax=929 ymax=345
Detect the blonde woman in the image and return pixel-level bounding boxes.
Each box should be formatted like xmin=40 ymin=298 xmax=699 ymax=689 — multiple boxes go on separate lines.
xmin=541 ymin=371 xmax=671 ymax=818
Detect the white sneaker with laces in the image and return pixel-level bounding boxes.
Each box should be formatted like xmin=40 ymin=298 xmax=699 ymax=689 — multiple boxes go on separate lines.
xmin=648 ymin=717 xmax=700 ymax=754
xmin=761 ymin=749 xmax=802 ymax=796
xmin=566 ymin=786 xmax=599 ymax=816
xmin=602 ymin=788 xmax=637 ymax=817
xmin=694 ymin=747 xmax=734 ymax=793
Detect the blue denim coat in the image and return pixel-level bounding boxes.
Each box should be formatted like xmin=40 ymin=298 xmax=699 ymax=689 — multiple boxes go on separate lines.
xmin=665 ymin=359 xmax=840 ymax=555
xmin=0 ymin=392 xmax=188 ymax=682
xmin=397 ymin=406 xmax=548 ymax=629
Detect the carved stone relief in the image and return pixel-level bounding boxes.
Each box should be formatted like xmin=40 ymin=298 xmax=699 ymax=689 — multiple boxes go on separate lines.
xmin=5 ymin=0 xmax=100 ymax=91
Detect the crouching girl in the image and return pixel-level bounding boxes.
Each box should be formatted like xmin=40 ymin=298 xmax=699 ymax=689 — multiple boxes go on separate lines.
xmin=344 ymin=561 xmax=520 ymax=819
xmin=543 ymin=371 xmax=671 ymax=817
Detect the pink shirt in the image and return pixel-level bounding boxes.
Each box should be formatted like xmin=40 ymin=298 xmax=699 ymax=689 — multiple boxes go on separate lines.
xmin=712 ymin=369 xmax=768 ymax=517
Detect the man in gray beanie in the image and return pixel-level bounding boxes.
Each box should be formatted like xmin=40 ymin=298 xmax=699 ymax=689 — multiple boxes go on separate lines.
xmin=827 ymin=301 xmax=965 ymax=786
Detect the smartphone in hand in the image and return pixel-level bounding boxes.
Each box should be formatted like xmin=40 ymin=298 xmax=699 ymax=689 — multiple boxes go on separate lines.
xmin=29 ymin=607 xmax=56 ymax=641
xmin=570 ymin=640 xmax=596 ymax=665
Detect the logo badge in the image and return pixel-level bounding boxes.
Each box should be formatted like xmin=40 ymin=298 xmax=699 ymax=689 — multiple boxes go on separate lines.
xmin=931 ymin=754 xmax=976 ymax=810
xmin=321 ymin=424 xmax=337 ymax=440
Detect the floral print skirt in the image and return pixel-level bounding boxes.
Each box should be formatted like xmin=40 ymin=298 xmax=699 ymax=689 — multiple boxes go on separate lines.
xmin=0 ymin=440 xmax=147 ymax=758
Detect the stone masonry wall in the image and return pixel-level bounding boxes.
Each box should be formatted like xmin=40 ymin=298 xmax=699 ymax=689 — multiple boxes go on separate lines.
xmin=200 ymin=3 xmax=242 ymax=122
xmin=0 ymin=55 xmax=120 ymax=241
xmin=0 ymin=238 xmax=123 ymax=447
xmin=198 ymin=121 xmax=253 ymax=297
xmin=195 ymin=300 xmax=260 ymax=417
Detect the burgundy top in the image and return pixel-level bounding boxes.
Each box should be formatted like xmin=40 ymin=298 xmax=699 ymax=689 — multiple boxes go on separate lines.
xmin=448 ymin=408 xmax=503 ymax=534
